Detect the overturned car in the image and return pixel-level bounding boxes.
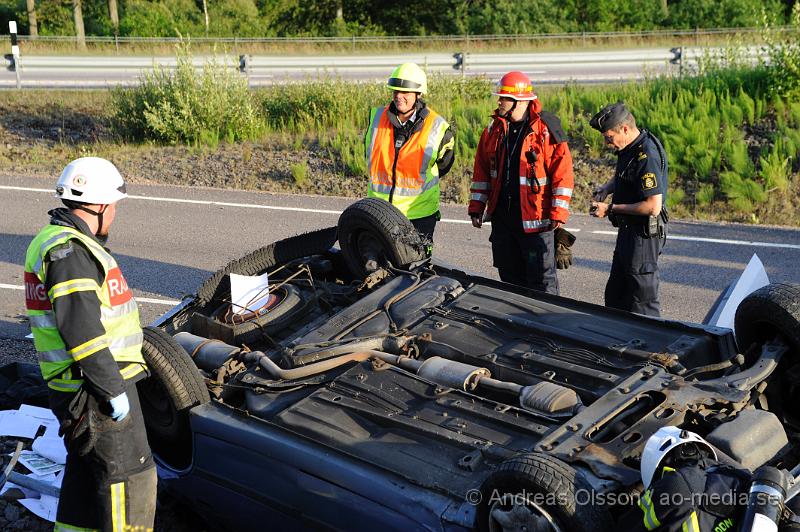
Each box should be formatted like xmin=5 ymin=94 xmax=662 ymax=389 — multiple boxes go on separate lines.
xmin=141 ymin=198 xmax=800 ymax=532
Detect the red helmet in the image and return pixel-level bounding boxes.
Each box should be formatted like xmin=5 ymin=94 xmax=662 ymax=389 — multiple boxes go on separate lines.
xmin=493 ymin=71 xmax=537 ymax=101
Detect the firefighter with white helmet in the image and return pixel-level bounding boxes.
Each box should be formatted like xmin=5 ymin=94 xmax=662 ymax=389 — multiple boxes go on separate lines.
xmin=617 ymin=426 xmax=750 ymax=532
xmin=365 ymin=62 xmax=455 ymax=249
xmin=24 ymin=157 xmax=156 ymax=531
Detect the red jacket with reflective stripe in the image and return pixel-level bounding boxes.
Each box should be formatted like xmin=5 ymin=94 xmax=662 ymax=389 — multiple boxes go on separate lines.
xmin=469 ymin=99 xmax=574 ymax=233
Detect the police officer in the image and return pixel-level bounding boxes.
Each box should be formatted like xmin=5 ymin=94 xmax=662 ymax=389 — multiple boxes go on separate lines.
xmin=590 ymin=102 xmax=668 ymax=316
xmin=365 ymin=62 xmax=455 ymax=245
xmin=469 ymin=71 xmax=574 ymax=294
xmin=618 ymin=426 xmax=749 ymax=532
xmin=24 ymin=157 xmax=156 ymax=531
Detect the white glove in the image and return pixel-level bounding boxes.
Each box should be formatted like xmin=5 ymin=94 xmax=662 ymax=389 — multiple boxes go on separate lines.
xmin=109 ymin=392 xmax=130 ymax=422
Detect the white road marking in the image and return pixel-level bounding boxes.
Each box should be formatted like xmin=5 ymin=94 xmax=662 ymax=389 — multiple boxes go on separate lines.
xmin=0 ymin=282 xmax=179 ymax=305
xmin=592 ymin=230 xmax=800 ymax=250
xmin=1 ymin=185 xmax=795 ymax=249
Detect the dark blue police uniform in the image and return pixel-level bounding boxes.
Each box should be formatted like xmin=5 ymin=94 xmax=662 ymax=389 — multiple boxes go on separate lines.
xmin=605 ymin=129 xmax=668 ymax=316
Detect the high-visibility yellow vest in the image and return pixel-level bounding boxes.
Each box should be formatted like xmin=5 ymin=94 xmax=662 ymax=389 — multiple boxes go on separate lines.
xmin=365 ymin=105 xmax=449 ymax=220
xmin=24 ymin=224 xmax=145 ymax=392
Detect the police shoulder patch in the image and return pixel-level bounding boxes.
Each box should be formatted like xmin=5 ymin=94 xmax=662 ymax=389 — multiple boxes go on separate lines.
xmin=642 ymin=172 xmax=657 ymax=190
xmin=638 ymin=152 xmax=648 ymax=160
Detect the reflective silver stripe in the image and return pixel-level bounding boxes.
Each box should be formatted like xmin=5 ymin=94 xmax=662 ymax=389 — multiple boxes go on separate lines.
xmin=49 ymin=279 xmax=100 ymax=299
xmin=522 ymin=219 xmax=551 ymax=229
xmin=471 ymin=181 xmax=490 ymax=190
xmin=366 ymin=107 xmax=384 ymax=167
xmin=389 ymin=180 xmax=436 ymax=197
xmin=421 ymin=175 xmax=440 ymax=193
xmin=109 ymin=332 xmax=143 ymax=353
xmin=101 ymin=298 xmax=139 ymax=320
xmin=35 ymin=229 xmax=114 ymax=274
xmin=370 ymin=182 xmax=393 ymax=195
xmin=553 ymin=199 xmax=570 ymax=209
xmin=471 ymin=193 xmax=489 ymax=202
xmin=419 ymin=116 xmax=449 ymax=177
xmin=553 ymin=187 xmax=573 ymax=197
xmin=38 ymin=348 xmax=71 ymax=363
xmin=520 ymin=176 xmax=551 ymax=187
xmin=29 ymin=313 xmax=57 ymax=329
xmin=70 ymin=336 xmax=109 ymax=360
xmin=78 ymin=236 xmax=114 ymax=270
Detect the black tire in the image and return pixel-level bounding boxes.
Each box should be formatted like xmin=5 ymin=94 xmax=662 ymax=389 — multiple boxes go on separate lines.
xmin=476 ymin=453 xmax=613 ymax=532
xmin=337 ymin=198 xmax=427 ymax=278
xmin=195 ymin=226 xmax=337 ymax=311
xmin=735 ymin=283 xmax=800 ymax=429
xmin=138 ymin=326 xmax=210 ymax=470
xmin=735 ymin=282 xmax=800 ymax=356
xmin=209 ymin=283 xmax=312 ymax=346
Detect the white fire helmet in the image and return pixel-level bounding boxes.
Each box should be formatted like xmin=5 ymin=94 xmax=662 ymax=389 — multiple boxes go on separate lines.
xmin=641 ymin=426 xmax=717 ymax=488
xmin=55 ymin=157 xmax=128 ymax=205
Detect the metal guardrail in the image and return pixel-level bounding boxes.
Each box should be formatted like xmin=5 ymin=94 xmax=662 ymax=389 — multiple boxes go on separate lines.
xmin=2 ymin=26 xmax=796 ymax=46
xmin=8 ymin=47 xmax=765 ymax=72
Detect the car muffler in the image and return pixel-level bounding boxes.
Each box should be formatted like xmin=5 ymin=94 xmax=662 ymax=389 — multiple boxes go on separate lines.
xmin=174 ymin=332 xmax=241 ymax=372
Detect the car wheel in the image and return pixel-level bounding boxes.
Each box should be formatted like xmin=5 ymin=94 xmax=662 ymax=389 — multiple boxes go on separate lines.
xmin=138 ymin=326 xmax=210 ymax=470
xmin=476 ymin=453 xmax=613 ymax=532
xmin=208 ymin=283 xmax=311 ymax=346
xmin=735 ymin=282 xmax=800 ymax=429
xmin=337 ymin=198 xmax=427 ymax=278
xmin=195 ymin=226 xmax=337 ymax=311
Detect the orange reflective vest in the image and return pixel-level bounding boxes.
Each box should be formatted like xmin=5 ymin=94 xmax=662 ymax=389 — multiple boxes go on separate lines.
xmin=366 ymin=105 xmax=450 ymax=220
xmin=469 ymin=99 xmax=574 ymax=233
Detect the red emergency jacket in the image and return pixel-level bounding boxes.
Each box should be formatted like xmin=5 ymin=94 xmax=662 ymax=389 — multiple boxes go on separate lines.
xmin=469 ymin=99 xmax=574 ymax=233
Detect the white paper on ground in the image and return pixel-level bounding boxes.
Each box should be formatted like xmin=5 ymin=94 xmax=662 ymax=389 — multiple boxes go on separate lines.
xmin=19 ymin=494 xmax=59 ymax=522
xmin=32 ymin=435 xmax=67 ymax=465
xmin=713 ymin=254 xmax=770 ymax=331
xmin=0 ymin=410 xmax=42 ymax=438
xmin=18 ymin=405 xmax=58 ymax=423
xmin=229 ymin=272 xmax=270 ymax=315
xmin=18 ymin=450 xmax=64 ymax=475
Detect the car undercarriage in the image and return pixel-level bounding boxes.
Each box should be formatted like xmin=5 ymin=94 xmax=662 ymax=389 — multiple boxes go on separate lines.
xmin=142 ymin=198 xmax=800 ymax=532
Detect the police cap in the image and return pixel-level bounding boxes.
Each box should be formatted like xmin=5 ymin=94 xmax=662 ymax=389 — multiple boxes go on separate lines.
xmin=590 ymin=102 xmax=632 ymax=132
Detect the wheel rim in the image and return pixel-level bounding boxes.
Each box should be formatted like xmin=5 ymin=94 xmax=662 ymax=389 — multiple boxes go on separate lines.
xmin=218 ymin=287 xmax=286 ymax=325
xmin=487 ymin=497 xmax=564 ymax=532
xmin=354 ymin=230 xmax=385 ymax=269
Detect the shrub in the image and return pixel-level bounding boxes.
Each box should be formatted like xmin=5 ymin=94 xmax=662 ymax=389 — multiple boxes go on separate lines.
xmin=290 ymin=161 xmax=308 ymax=185
xmin=111 ymin=44 xmax=261 ymax=145
xmin=720 ymin=171 xmax=767 ymax=211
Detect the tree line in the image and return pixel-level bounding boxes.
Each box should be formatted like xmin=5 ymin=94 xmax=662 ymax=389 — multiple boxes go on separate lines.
xmin=0 ymin=0 xmax=797 ymax=42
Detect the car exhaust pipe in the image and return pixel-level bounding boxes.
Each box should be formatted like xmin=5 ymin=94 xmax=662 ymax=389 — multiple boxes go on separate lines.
xmin=175 ymin=332 xmax=240 ymax=371
xmin=173 ymin=332 xmax=582 ymax=415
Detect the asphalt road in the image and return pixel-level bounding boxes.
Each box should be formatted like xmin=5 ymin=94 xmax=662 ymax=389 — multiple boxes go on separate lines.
xmin=2 ymin=174 xmax=800 ymax=363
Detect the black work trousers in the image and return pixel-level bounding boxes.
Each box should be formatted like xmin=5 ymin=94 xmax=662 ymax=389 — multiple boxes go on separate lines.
xmin=52 ymin=381 xmax=156 ymax=532
xmin=604 ymin=223 xmax=666 ymax=317
xmin=490 ymin=207 xmax=559 ymax=295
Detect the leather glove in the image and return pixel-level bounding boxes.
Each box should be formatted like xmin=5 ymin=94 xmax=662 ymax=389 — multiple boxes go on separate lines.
xmin=554 ymin=228 xmax=576 ymax=270
xmin=109 ymin=392 xmax=130 ymax=422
